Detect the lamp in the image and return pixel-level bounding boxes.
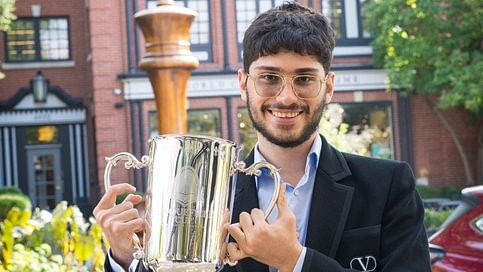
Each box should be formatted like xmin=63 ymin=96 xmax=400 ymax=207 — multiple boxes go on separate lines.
xmin=32 ymin=71 xmax=49 ymax=103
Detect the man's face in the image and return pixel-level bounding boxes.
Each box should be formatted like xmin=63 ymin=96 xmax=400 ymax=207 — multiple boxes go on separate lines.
xmin=239 ymin=51 xmax=335 ymax=148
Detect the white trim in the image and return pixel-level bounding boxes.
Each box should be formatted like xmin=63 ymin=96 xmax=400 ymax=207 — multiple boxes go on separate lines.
xmin=31 ymin=5 xmax=41 ymax=17
xmin=333 ymin=69 xmax=388 ymax=91
xmin=15 ymin=93 xmax=67 ymax=109
xmin=11 ymin=128 xmax=18 ymax=187
xmin=122 ymin=69 xmax=388 ymax=100
xmin=69 ymin=125 xmax=77 ymax=202
xmin=75 ymin=124 xmax=84 ymax=198
xmin=122 ymin=74 xmax=241 ymax=100
xmin=334 ymin=46 xmax=372 ymax=56
xmin=3 ymin=128 xmax=11 ymax=187
xmin=345 ymin=0 xmax=359 ymax=38
xmin=2 ymin=61 xmax=75 ymax=70
xmin=0 ymin=108 xmax=86 ymax=126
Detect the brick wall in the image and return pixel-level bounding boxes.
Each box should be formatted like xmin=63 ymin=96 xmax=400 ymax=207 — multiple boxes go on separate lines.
xmin=0 ymin=0 xmax=92 ymax=104
xmin=88 ymin=0 xmax=131 ymax=198
xmin=410 ymin=95 xmax=479 ymax=187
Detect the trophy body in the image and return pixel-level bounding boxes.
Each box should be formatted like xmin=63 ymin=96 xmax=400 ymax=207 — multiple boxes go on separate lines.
xmin=144 ymin=135 xmax=235 ymax=271
xmin=104 ymin=135 xmax=280 ymax=271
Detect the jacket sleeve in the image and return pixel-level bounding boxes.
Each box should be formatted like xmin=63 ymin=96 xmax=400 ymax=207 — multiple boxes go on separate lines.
xmin=103 ymin=253 xmax=152 ymax=272
xmin=302 ymin=162 xmax=431 ymax=272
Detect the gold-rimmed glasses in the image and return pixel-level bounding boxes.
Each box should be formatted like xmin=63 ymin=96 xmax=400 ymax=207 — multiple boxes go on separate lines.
xmin=246 ymin=72 xmax=328 ymax=99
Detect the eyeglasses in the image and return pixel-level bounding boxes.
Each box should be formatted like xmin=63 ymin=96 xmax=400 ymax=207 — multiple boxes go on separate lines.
xmin=246 ymin=72 xmax=328 ymax=99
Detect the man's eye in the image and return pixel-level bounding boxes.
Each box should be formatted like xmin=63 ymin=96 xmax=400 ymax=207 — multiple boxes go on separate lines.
xmin=261 ymin=74 xmax=279 ymax=81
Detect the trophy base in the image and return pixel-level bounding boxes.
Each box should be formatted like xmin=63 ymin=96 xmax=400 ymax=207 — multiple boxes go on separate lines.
xmin=146 ymin=262 xmax=217 ymax=272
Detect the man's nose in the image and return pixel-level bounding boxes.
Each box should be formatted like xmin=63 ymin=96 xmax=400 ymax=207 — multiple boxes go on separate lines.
xmin=275 ymin=81 xmax=299 ymax=104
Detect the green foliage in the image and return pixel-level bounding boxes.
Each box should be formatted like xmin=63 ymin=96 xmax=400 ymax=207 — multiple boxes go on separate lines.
xmin=0 ymin=192 xmax=32 ymax=221
xmin=417 ymin=185 xmax=462 ymax=199
xmin=0 ymin=0 xmax=16 ymax=80
xmin=366 ymin=0 xmax=483 ymax=117
xmin=0 ymin=0 xmax=15 ymax=32
xmin=424 ymin=209 xmax=452 ymax=233
xmin=0 ymin=202 xmax=105 ymax=271
xmin=0 ymin=187 xmax=22 ymax=195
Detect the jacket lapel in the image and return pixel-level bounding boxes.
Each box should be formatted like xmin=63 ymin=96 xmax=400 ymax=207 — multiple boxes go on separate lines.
xmin=305 ymin=136 xmax=354 ymax=258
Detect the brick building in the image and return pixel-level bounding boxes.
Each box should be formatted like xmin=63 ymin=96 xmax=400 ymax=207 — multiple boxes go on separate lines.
xmin=0 ymin=0 xmax=480 ymax=213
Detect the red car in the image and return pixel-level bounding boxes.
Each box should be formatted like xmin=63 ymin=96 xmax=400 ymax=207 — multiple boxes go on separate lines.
xmin=429 ymin=185 xmax=483 ymax=271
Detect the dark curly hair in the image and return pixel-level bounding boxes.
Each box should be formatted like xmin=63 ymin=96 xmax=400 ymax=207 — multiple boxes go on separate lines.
xmin=242 ymin=1 xmax=335 ymax=74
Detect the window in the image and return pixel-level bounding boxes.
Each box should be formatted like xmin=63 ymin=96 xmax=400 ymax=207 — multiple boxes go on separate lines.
xmin=149 ymin=109 xmax=221 ymax=138
xmin=322 ymin=0 xmax=371 ymax=46
xmin=235 ymin=0 xmax=285 ymax=58
xmin=5 ymin=17 xmax=70 ymax=62
xmin=336 ymin=103 xmax=394 ymax=159
xmin=26 ymin=126 xmax=59 ymax=145
xmin=147 ymin=0 xmax=212 ymax=62
xmin=237 ymin=108 xmax=257 ymax=157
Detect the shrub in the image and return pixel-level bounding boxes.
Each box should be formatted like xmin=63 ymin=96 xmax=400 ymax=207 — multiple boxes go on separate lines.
xmin=424 ymin=209 xmax=452 ymax=236
xmin=0 ymin=193 xmax=32 ymax=221
xmin=0 ymin=202 xmax=105 ymax=271
xmin=0 ymin=187 xmax=23 ymax=195
xmin=417 ymin=185 xmax=462 ymax=200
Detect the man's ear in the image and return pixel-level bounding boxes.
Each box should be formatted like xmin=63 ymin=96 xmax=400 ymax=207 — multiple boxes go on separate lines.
xmin=324 ymin=72 xmax=336 ymax=104
xmin=238 ymin=69 xmax=248 ymax=101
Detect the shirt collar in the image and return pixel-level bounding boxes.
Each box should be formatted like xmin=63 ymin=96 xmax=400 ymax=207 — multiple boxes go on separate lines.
xmin=253 ymin=134 xmax=322 ymax=187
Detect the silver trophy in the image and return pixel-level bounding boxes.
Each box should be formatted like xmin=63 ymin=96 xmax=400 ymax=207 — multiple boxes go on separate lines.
xmin=104 ymin=134 xmax=281 ymax=271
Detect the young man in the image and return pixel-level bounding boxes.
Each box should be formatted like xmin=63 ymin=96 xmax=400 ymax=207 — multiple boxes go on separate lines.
xmin=94 ymin=2 xmax=431 ymax=271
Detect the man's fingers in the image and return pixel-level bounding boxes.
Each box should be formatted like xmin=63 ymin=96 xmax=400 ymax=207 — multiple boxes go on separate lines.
xmin=238 ymin=211 xmax=254 ymax=231
xmin=227 ymin=242 xmax=246 ymax=262
xmin=108 ymin=217 xmax=144 ymax=236
xmin=250 ymin=208 xmax=265 ymax=224
xmin=94 ymin=183 xmax=136 ymax=213
xmin=227 ymin=223 xmax=246 ymax=247
xmin=112 ymin=207 xmax=142 ymax=223
xmin=123 ymin=193 xmax=143 ymax=206
xmin=96 ymin=202 xmax=140 ymax=227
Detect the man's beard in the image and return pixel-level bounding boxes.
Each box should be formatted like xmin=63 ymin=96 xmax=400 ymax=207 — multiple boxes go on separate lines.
xmin=246 ymin=93 xmax=326 ymax=148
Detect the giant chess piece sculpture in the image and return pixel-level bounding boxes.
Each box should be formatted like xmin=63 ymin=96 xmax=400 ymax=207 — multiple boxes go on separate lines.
xmin=135 ymin=0 xmax=199 ymax=134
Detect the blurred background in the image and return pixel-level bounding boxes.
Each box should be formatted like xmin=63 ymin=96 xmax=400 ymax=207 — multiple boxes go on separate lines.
xmin=0 ymin=0 xmax=481 ymax=271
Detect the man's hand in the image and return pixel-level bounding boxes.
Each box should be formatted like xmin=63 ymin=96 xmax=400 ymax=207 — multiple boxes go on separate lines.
xmin=226 ymin=184 xmax=303 ymax=272
xmin=93 ymin=183 xmax=144 ymax=270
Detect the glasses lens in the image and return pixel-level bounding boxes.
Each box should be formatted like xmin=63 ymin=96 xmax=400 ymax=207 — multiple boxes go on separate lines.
xmin=254 ymin=74 xmax=283 ymax=97
xmin=293 ymin=75 xmax=321 ymax=98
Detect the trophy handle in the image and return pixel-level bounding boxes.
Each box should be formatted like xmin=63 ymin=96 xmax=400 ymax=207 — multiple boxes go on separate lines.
xmin=234 ymin=161 xmax=281 ymax=219
xmin=221 ymin=161 xmax=281 ymax=267
xmin=104 ymin=152 xmax=150 ymax=260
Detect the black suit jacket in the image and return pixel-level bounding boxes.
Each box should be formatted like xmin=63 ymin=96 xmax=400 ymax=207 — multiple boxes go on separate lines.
xmin=106 ymin=136 xmax=431 ymax=271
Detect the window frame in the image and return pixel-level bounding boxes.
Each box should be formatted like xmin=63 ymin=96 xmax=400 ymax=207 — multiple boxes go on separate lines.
xmin=235 ymin=0 xmax=286 ymax=61
xmin=146 ymin=0 xmax=213 ymax=62
xmin=4 ymin=16 xmax=72 ymax=63
xmin=337 ymin=101 xmax=396 ymax=160
xmin=322 ymin=0 xmax=371 ymax=46
xmin=148 ymin=108 xmax=222 ymax=138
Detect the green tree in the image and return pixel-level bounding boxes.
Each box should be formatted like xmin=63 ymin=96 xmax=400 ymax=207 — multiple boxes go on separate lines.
xmin=0 ymin=0 xmax=15 ymax=31
xmin=0 ymin=0 xmax=16 ymax=80
xmin=366 ymin=0 xmax=483 ymax=184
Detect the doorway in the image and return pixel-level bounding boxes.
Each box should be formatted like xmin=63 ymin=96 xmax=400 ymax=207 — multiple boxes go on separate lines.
xmin=26 ymin=145 xmax=63 ymax=210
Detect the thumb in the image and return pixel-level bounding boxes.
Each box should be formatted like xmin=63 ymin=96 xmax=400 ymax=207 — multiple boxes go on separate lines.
xmin=276 ymin=183 xmax=290 ymax=220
